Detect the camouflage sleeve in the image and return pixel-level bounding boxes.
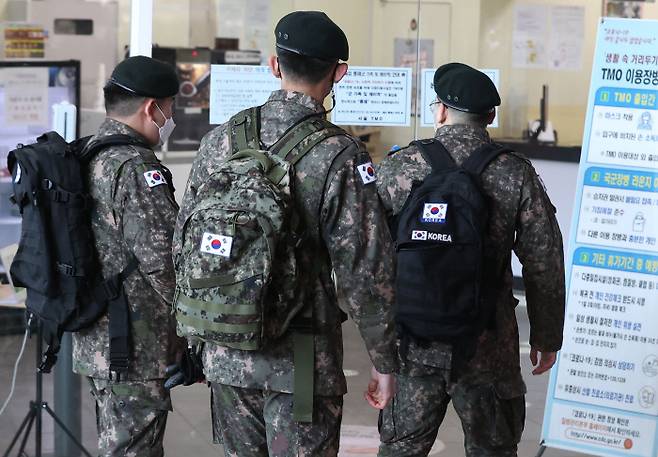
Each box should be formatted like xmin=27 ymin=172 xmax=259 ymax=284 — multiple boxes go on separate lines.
xmin=514 ymin=163 xmax=566 ymax=352
xmin=321 ymin=144 xmax=399 ymax=374
xmin=116 ymin=161 xmax=178 ymax=305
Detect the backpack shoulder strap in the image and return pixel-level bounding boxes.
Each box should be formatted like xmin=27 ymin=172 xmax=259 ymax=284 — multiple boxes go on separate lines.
xmin=229 ymin=106 xmax=261 ymax=153
xmin=79 ymin=134 xmax=150 ymax=163
xmin=461 ymin=143 xmax=513 ymax=176
xmin=266 ymin=117 xmax=345 ymax=184
xmin=411 ymin=138 xmax=455 ymax=172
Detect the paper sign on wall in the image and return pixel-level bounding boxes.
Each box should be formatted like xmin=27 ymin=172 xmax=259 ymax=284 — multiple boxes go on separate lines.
xmin=541 ymin=18 xmax=658 ymax=457
xmin=332 ymin=66 xmax=412 ymax=127
xmin=420 ymin=68 xmax=500 ymax=129
xmin=209 ymin=65 xmax=279 ymax=125
xmin=1 ymin=67 xmax=48 ymax=127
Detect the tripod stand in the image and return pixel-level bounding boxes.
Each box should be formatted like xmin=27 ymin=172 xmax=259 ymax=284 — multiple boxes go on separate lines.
xmin=3 ymin=319 xmax=92 ymax=457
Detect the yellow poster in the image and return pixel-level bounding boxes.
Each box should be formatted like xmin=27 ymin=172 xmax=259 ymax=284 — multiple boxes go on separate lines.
xmin=4 ymin=24 xmax=46 ymax=59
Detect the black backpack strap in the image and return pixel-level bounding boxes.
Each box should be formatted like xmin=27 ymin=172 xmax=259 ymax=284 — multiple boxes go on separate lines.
xmin=99 ymin=255 xmax=139 ymax=380
xmin=79 ymin=134 xmax=150 ymax=163
xmin=461 ymin=143 xmax=513 ymax=176
xmin=411 ymin=139 xmax=455 ymax=172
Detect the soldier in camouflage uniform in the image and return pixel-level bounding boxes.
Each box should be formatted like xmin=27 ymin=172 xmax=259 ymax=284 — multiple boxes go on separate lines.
xmin=72 ymin=56 xmax=183 ymax=457
xmin=375 ymin=63 xmax=566 ymax=456
xmin=173 ymin=11 xmax=398 ymax=457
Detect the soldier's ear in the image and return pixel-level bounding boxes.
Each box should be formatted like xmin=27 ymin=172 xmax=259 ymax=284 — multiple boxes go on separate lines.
xmin=269 ymin=56 xmax=282 ymax=79
xmin=334 ymin=63 xmax=348 ymax=84
xmin=486 ymin=110 xmax=496 ymax=126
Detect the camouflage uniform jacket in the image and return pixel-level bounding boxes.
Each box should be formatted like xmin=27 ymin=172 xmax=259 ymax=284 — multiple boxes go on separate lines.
xmin=72 ymin=118 xmax=182 ymax=381
xmin=174 ymin=90 xmax=398 ymax=395
xmin=376 ymin=124 xmax=566 ymax=397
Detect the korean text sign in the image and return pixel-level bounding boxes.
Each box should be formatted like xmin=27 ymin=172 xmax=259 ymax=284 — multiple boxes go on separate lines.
xmin=541 ymin=18 xmax=658 ymax=457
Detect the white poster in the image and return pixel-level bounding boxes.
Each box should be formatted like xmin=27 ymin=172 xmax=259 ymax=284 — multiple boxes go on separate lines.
xmin=548 ymin=6 xmax=585 ymax=70
xmin=541 ymin=18 xmax=658 ymax=457
xmin=512 ymin=4 xmax=549 ymax=68
xmin=420 ymin=68 xmax=500 ymax=129
xmin=1 ymin=67 xmax=48 ymax=127
xmin=209 ymin=65 xmax=279 ymax=125
xmin=332 ymin=66 xmax=412 ymax=127
xmin=217 ymin=0 xmax=271 ymax=55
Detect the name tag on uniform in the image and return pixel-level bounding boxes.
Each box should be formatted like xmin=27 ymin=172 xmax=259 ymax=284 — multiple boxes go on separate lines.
xmin=357 ymin=162 xmax=376 ymax=185
xmin=144 ymin=170 xmax=167 ymax=188
xmin=200 ymin=232 xmax=233 ymax=258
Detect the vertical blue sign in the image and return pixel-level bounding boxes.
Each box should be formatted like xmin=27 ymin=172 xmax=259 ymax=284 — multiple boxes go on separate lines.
xmin=541 ymin=18 xmax=658 ymax=457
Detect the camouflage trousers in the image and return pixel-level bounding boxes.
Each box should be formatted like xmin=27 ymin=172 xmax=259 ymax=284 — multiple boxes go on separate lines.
xmin=210 ymin=383 xmax=343 ymax=457
xmin=378 ymin=370 xmax=525 ymax=457
xmin=89 ymin=378 xmax=172 ymax=457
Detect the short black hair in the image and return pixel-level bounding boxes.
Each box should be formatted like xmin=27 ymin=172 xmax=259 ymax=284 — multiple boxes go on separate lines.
xmin=447 ymin=107 xmax=491 ymax=128
xmin=276 ymin=48 xmax=337 ymax=85
xmin=103 ymin=83 xmax=146 ymax=117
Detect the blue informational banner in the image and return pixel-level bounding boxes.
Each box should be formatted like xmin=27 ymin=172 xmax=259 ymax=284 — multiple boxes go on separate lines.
xmin=541 ymin=18 xmax=658 ymax=457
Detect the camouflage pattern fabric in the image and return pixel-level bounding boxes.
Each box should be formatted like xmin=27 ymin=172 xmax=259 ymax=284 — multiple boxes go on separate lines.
xmin=378 ymin=369 xmax=525 ymax=457
xmin=210 ymin=382 xmax=342 ymax=457
xmin=375 ymin=124 xmax=565 ymax=455
xmin=174 ymin=90 xmax=398 ymax=396
xmin=89 ymin=377 xmax=171 ymax=457
xmin=72 ymin=117 xmax=183 ymax=381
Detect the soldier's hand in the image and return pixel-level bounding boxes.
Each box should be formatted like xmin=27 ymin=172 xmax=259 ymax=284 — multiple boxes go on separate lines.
xmin=364 ymin=366 xmax=396 ymax=409
xmin=164 ymin=344 xmax=205 ymax=390
xmin=530 ymin=348 xmax=556 ymax=375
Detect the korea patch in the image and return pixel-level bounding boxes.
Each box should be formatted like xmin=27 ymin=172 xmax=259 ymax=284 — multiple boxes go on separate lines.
xmin=421 ymin=203 xmax=448 ymax=224
xmin=200 ymin=232 xmax=233 ymax=258
xmin=143 ymin=170 xmax=167 ymax=188
xmin=411 ymin=230 xmax=428 ymax=240
xmin=357 ymin=162 xmax=376 ymax=185
xmin=14 ymin=163 xmax=21 ymax=183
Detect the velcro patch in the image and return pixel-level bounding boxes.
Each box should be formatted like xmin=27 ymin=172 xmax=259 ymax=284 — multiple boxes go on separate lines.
xmin=144 ymin=170 xmax=167 ymax=188
xmin=200 ymin=232 xmax=233 ymax=258
xmin=421 ymin=203 xmax=447 ymax=224
xmin=357 ymin=162 xmax=376 ymax=185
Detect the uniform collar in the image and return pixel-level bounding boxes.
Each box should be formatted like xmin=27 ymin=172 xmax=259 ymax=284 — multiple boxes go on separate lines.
xmin=266 ymin=90 xmax=326 ymax=114
xmin=435 ymin=124 xmax=491 ymax=144
xmin=98 ymin=117 xmax=151 ymax=145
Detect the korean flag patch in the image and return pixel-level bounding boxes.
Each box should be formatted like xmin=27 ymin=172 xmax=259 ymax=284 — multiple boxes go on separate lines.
xmin=357 ymin=162 xmax=376 ymax=185
xmin=421 ymin=203 xmax=448 ymax=224
xmin=200 ymin=232 xmax=233 ymax=258
xmin=411 ymin=230 xmax=428 ymax=240
xmin=144 ymin=170 xmax=167 ymax=188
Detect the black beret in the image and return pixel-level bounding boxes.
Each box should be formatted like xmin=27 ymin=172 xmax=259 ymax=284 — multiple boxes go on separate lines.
xmin=433 ymin=63 xmax=500 ymax=114
xmin=275 ymin=11 xmax=348 ymax=61
xmin=107 ymin=55 xmax=179 ymax=98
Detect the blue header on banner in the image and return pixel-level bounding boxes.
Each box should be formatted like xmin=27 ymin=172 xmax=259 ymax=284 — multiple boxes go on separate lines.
xmin=584 ymin=167 xmax=658 ymax=191
xmin=573 ymin=247 xmax=658 ymax=276
xmin=595 ymin=87 xmax=658 ymax=109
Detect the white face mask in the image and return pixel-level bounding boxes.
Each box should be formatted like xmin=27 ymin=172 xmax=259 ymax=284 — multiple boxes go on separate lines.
xmin=152 ymin=103 xmax=176 ymax=146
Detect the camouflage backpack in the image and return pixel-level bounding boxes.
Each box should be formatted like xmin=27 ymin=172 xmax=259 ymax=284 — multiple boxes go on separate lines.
xmin=174 ymin=107 xmax=345 ymax=352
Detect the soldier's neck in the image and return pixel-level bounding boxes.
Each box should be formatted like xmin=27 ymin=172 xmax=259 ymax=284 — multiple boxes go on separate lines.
xmin=280 ymin=80 xmax=327 ymax=105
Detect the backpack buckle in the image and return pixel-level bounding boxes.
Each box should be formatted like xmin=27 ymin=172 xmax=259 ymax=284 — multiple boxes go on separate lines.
xmin=102 ymin=278 xmax=120 ymax=300
xmin=41 ymin=179 xmax=53 ymax=190
xmin=56 ymin=262 xmax=75 ymax=276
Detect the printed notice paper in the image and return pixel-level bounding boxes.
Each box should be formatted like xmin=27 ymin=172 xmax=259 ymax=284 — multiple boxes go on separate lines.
xmin=209 ymin=65 xmax=279 ymax=125
xmin=541 ymin=18 xmax=658 ymax=457
xmin=332 ymin=66 xmax=412 ymax=127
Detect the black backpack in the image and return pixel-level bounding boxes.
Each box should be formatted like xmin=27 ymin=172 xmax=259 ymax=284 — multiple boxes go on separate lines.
xmin=7 ymin=131 xmax=153 ymax=375
xmin=391 ymin=139 xmax=512 ymax=358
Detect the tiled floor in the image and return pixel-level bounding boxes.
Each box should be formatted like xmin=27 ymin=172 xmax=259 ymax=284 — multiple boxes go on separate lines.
xmin=1 ymin=297 xmax=594 ymax=456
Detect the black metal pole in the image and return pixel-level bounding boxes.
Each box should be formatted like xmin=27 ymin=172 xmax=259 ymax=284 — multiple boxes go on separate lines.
xmin=35 ymin=321 xmax=43 ymax=457
xmin=54 ymin=332 xmax=82 ymax=457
